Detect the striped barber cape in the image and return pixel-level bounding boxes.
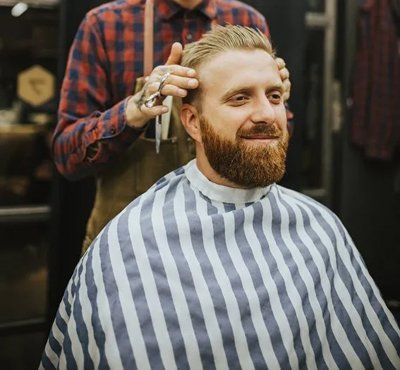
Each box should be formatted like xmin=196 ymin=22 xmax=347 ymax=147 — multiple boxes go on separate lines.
xmin=41 ymin=160 xmax=400 ymax=369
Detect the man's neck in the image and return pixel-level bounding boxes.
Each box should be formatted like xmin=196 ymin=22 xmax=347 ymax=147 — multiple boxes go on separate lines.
xmin=172 ymin=0 xmax=203 ymax=10
xmin=195 ymin=152 xmax=246 ymax=189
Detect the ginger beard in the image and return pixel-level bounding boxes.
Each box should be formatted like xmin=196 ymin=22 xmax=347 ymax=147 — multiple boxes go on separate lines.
xmin=199 ymin=116 xmax=289 ymax=188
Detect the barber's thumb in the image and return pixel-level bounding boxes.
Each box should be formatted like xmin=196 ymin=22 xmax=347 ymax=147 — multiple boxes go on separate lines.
xmin=166 ymin=42 xmax=183 ymax=65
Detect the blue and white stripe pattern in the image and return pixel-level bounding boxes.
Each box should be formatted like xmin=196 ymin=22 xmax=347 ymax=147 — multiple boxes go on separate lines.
xmin=41 ymin=160 xmax=400 ymax=369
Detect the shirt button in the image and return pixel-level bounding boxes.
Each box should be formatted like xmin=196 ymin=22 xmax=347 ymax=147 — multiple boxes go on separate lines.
xmin=109 ymin=128 xmax=116 ymax=135
xmin=186 ymin=33 xmax=193 ymax=41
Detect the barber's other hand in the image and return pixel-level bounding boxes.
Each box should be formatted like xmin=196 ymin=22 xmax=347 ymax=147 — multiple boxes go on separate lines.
xmin=125 ymin=42 xmax=199 ymax=129
xmin=275 ymin=57 xmax=291 ymax=101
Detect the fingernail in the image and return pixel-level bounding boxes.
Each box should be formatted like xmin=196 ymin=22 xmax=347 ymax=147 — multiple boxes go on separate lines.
xmin=188 ymin=79 xmax=198 ymax=88
xmin=187 ymin=69 xmax=196 ymax=76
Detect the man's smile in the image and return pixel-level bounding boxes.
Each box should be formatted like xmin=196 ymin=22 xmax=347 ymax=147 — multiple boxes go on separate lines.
xmin=240 ymin=134 xmax=280 ymax=140
xmin=239 ymin=127 xmax=281 ymax=144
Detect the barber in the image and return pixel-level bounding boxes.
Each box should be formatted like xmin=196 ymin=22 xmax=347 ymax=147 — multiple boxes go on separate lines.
xmin=53 ymin=0 xmax=291 ymax=252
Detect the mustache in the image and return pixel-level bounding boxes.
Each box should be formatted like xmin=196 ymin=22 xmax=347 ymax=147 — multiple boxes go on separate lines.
xmin=238 ymin=124 xmax=282 ymax=138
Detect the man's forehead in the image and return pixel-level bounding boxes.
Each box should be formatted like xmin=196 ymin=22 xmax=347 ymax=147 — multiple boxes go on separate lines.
xmin=198 ymin=49 xmax=281 ymax=93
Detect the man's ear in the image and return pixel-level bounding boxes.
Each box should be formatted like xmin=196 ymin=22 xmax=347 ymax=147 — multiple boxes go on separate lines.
xmin=180 ymin=103 xmax=202 ymax=143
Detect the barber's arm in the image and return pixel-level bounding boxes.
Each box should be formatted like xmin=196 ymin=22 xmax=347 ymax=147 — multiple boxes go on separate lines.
xmin=53 ymin=15 xmax=137 ymax=180
xmin=53 ymin=16 xmax=197 ymax=181
xmin=125 ymin=42 xmax=198 ymax=129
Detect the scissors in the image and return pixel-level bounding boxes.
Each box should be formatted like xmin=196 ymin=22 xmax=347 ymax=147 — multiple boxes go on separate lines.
xmin=144 ymin=72 xmax=170 ymax=153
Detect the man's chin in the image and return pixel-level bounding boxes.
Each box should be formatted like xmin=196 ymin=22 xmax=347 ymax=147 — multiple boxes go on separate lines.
xmin=200 ymin=116 xmax=289 ymax=188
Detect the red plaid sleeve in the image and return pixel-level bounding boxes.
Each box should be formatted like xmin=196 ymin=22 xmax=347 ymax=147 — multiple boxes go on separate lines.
xmin=53 ymin=13 xmax=141 ymax=180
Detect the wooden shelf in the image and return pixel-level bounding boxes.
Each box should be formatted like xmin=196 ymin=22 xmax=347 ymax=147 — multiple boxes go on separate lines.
xmin=0 ymin=317 xmax=46 ymax=336
xmin=0 ymin=205 xmax=51 ymax=223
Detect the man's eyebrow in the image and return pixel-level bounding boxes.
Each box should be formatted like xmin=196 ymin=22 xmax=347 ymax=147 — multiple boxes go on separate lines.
xmin=267 ymin=83 xmax=285 ymax=93
xmin=220 ymin=83 xmax=284 ymax=102
xmin=262 ymin=82 xmax=285 ymax=95
xmin=220 ymin=87 xmax=251 ymax=102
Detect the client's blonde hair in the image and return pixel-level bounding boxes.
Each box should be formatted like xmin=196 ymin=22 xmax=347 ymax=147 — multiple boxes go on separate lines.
xmin=181 ymin=25 xmax=275 ymax=105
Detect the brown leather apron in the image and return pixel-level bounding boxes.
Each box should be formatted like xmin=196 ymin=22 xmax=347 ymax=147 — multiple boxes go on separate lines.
xmin=82 ymin=0 xmax=195 ymax=252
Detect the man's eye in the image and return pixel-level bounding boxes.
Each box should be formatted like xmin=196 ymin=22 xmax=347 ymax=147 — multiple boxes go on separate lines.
xmin=268 ymin=92 xmax=282 ymax=104
xmin=230 ymin=95 xmax=248 ymax=104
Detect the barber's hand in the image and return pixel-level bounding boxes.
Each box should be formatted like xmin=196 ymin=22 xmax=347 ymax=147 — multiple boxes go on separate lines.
xmin=126 ymin=42 xmax=199 ymax=129
xmin=276 ymin=57 xmax=291 ymax=101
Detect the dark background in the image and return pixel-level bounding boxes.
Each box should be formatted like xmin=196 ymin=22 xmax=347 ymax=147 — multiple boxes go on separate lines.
xmin=0 ymin=1 xmax=398 ymax=368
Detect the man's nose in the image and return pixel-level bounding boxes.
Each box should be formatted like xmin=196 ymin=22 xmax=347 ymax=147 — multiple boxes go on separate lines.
xmin=251 ymin=97 xmax=276 ymax=124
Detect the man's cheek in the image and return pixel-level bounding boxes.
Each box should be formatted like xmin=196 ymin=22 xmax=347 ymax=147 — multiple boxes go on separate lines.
xmin=277 ymin=107 xmax=288 ymax=123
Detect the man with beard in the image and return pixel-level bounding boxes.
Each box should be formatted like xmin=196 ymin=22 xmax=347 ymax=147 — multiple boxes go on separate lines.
xmin=41 ymin=26 xmax=400 ymax=369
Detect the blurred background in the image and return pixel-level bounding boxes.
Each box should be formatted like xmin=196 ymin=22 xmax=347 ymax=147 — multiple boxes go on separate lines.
xmin=0 ymin=0 xmax=399 ymax=368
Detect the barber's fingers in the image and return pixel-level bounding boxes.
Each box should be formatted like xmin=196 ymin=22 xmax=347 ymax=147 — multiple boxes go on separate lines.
xmin=275 ymin=57 xmax=291 ymax=101
xmin=153 ymin=64 xmax=196 ymax=78
xmin=146 ymin=64 xmax=197 ymax=100
xmin=143 ymin=81 xmax=186 ymax=98
xmin=140 ymin=103 xmax=170 ymax=118
xmin=145 ymin=75 xmax=198 ymax=99
xmin=125 ymin=95 xmax=169 ymax=128
xmin=166 ymin=42 xmax=183 ymax=65
xmin=144 ymin=82 xmax=187 ymax=98
xmin=144 ymin=84 xmax=191 ymax=99
xmin=282 ymin=79 xmax=291 ymax=101
xmin=275 ymin=57 xmax=290 ymax=81
xmin=279 ymin=67 xmax=290 ymax=81
xmin=147 ymin=72 xmax=198 ymax=89
xmin=138 ymin=56 xmax=199 ymax=111
xmin=160 ymin=84 xmax=189 ymax=98
xmin=162 ymin=74 xmax=198 ymax=90
xmin=275 ymin=57 xmax=286 ymax=69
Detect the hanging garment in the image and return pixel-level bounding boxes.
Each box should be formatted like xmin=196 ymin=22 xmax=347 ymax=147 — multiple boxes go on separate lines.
xmin=351 ymin=0 xmax=400 ymax=160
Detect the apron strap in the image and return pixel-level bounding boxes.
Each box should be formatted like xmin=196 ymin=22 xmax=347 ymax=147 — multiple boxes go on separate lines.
xmin=144 ymin=0 xmax=154 ymax=76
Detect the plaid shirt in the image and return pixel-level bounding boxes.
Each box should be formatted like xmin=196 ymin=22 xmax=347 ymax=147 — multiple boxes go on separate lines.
xmin=54 ymin=0 xmax=269 ymax=179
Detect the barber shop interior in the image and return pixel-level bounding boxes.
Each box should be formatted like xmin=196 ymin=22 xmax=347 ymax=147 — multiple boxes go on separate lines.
xmin=0 ymin=0 xmax=399 ymax=369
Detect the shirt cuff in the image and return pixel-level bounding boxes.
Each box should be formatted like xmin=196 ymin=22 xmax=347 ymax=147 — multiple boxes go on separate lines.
xmin=83 ymin=98 xmax=145 ymax=164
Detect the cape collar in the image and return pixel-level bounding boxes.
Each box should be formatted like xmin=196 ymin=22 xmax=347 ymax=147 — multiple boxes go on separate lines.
xmin=185 ymin=160 xmax=272 ymax=204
